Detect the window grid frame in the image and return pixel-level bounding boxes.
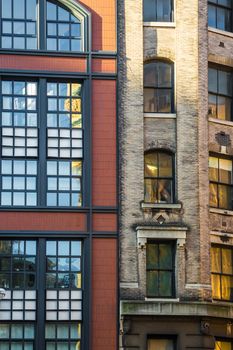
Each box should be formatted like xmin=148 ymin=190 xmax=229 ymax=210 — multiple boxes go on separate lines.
xmin=209 ymin=155 xmax=233 ymax=210
xmin=208 ymin=0 xmax=233 ymax=33
xmin=146 ymin=240 xmax=176 ymax=299
xmin=143 ymin=0 xmax=174 ymax=23
xmin=211 ymin=244 xmax=233 ymax=302
xmin=0 ymin=323 xmax=35 ymax=350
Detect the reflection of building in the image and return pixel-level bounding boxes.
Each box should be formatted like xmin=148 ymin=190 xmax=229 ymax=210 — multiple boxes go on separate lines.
xmin=119 ymin=0 xmax=233 ymax=349
xmin=0 ymin=1 xmax=117 ymax=349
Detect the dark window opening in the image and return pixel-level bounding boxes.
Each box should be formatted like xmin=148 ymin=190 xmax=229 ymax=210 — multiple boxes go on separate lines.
xmin=208 ymin=0 xmax=232 ymax=32
xmin=143 ymin=0 xmax=173 ymax=22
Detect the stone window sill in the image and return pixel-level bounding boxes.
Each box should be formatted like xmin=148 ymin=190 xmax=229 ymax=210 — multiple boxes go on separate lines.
xmin=144 ymin=113 xmax=176 ymax=119
xmin=145 ymin=298 xmax=179 ymax=302
xmin=144 ymin=22 xmax=176 ymax=28
xmin=210 ymin=207 xmax=233 ymax=216
xmin=208 ymin=26 xmax=233 ymax=39
xmin=141 ymin=202 xmax=182 ymax=210
xmin=209 ymin=117 xmax=233 ymax=127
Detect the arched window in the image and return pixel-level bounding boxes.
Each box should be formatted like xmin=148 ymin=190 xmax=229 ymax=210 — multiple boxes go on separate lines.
xmin=144 ymin=150 xmax=174 ymax=204
xmin=143 ymin=0 xmax=173 ymax=22
xmin=0 ymin=0 xmax=89 ymax=51
xmin=144 ymin=61 xmax=174 ymax=113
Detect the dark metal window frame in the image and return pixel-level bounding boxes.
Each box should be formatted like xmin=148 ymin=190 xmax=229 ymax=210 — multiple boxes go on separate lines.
xmin=209 ymin=154 xmax=233 ymax=210
xmin=143 ymin=0 xmax=174 ymax=22
xmin=208 ymin=0 xmax=233 ymax=32
xmin=211 ymin=244 xmax=233 ymax=302
xmin=144 ymin=60 xmax=175 ymax=114
xmin=0 ymin=235 xmax=87 ymax=350
xmin=0 ymin=76 xmax=85 ymax=209
xmin=208 ymin=66 xmax=233 ymax=121
xmin=144 ymin=149 xmax=175 ymax=204
xmin=0 ymin=0 xmax=90 ymax=53
xmin=146 ymin=240 xmax=176 ymax=298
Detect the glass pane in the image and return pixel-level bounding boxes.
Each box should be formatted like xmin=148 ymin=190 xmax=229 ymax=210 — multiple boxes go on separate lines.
xmin=13 ymin=0 xmax=25 ymax=19
xmin=157 ymin=0 xmax=171 ymax=22
xmin=58 ymin=241 xmax=69 ymax=256
xmin=46 ymin=241 xmax=57 ymax=256
xmin=222 ymin=248 xmax=233 ymax=274
xmin=143 ymin=0 xmax=156 ymax=22
xmin=208 ymin=68 xmax=218 ymax=93
xmin=211 ymin=274 xmax=221 ymax=299
xmin=218 ymin=184 xmax=233 ymax=209
xmin=217 ymin=7 xmax=231 ymax=31
xmin=157 ymin=179 xmax=172 ymax=203
xmin=148 ymin=339 xmax=174 ymax=350
xmin=221 ymin=275 xmax=232 ymax=300
xmin=47 ymin=257 xmax=57 ymax=271
xmin=159 ymin=271 xmax=172 ymax=296
xmin=159 ymin=244 xmax=172 ymax=269
xmin=209 ymin=157 xmax=219 ymax=181
xmin=0 ymin=241 xmax=11 ymax=254
xmin=147 ymin=270 xmax=158 ymax=297
xmin=70 ymin=324 xmax=81 ymax=339
xmin=157 ymin=62 xmax=172 ymax=87
xmin=58 ymin=7 xmax=69 ymax=21
xmin=219 ymin=159 xmax=232 ymax=184
xmin=26 ymin=0 xmax=36 ymax=20
xmin=208 ymin=94 xmax=217 ymax=118
xmin=57 ymin=324 xmax=69 ymax=338
xmin=157 ymin=89 xmax=172 ymax=112
xmin=211 ymin=247 xmax=221 ymax=273
xmin=0 ymin=257 xmax=11 ymax=271
xmin=144 ymin=63 xmax=156 ymax=87
xmin=208 ymin=5 xmax=216 ymax=28
xmin=2 ymin=0 xmax=12 ymax=18
xmin=159 ymin=153 xmax=172 ymax=177
xmin=0 ymin=273 xmax=10 ymax=288
xmin=71 ymin=242 xmax=81 ymax=256
xmin=145 ymin=179 xmax=157 ymax=203
xmin=215 ymin=342 xmax=231 ymax=350
xmin=144 ymin=88 xmax=156 ymax=112
xmin=145 ymin=153 xmax=158 ymax=177
xmin=147 ymin=244 xmax=158 ymax=269
xmin=12 ymin=274 xmax=24 ymax=288
xmin=11 ymin=324 xmax=23 ymax=338
xmin=218 ymin=70 xmax=232 ymax=96
xmin=45 ymin=324 xmax=56 ymax=339
xmin=0 ymin=324 xmax=9 ymax=338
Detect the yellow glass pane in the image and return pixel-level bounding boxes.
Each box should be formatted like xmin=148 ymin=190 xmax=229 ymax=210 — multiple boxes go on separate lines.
xmin=71 ymin=83 xmax=82 ymax=97
xmin=145 ymin=153 xmax=158 ymax=177
xmin=71 ymin=99 xmax=81 ymax=113
xmin=144 ymin=179 xmax=157 ymax=203
xmin=148 ymin=339 xmax=174 ymax=350
xmin=211 ymin=247 xmax=221 ymax=273
xmin=209 ymin=183 xmax=218 ymax=207
xmin=209 ymin=157 xmax=218 ymax=181
xmin=159 ymin=153 xmax=172 ymax=177
xmin=74 ymin=273 xmax=81 ymax=289
xmin=72 ymin=114 xmax=82 ymax=128
xmin=72 ymin=162 xmax=82 ymax=176
xmin=221 ymin=275 xmax=232 ymax=301
xmin=211 ymin=274 xmax=221 ymax=299
xmin=222 ymin=248 xmax=233 ymax=274
xmin=219 ymin=159 xmax=232 ymax=184
xmin=215 ymin=341 xmax=231 ymax=350
xmin=219 ymin=184 xmax=231 ymax=209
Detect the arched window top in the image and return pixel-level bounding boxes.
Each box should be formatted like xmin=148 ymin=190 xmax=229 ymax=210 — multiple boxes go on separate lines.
xmin=0 ymin=0 xmax=90 ymax=52
xmin=144 ymin=61 xmax=174 ymax=113
xmin=144 ymin=150 xmax=174 ymax=204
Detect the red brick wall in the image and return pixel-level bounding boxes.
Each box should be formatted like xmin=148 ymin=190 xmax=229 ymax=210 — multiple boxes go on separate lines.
xmin=92 ymin=238 xmax=117 ymax=350
xmin=93 ymin=213 xmax=117 ymax=232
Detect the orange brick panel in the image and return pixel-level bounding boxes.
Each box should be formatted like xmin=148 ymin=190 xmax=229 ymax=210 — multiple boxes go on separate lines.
xmin=92 ymin=58 xmax=116 ymax=74
xmin=92 ymin=80 xmax=116 ymax=207
xmin=93 ymin=213 xmax=117 ymax=232
xmin=0 ymin=55 xmax=87 ymax=73
xmin=0 ymin=212 xmax=87 ymax=232
xmin=92 ymin=238 xmax=117 ymax=350
xmin=78 ymin=0 xmax=116 ymax=52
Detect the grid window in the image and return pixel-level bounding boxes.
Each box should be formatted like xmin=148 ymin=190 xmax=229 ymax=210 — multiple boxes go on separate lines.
xmin=144 ymin=61 xmax=173 ymax=113
xmin=143 ymin=0 xmax=173 ymax=22
xmin=0 ymin=160 xmax=38 ymax=206
xmin=208 ymin=67 xmax=232 ymax=121
xmin=144 ymin=151 xmax=174 ymax=204
xmin=208 ymin=0 xmax=232 ymax=32
xmin=0 ymin=323 xmax=35 ymax=350
xmin=46 ymin=161 xmax=82 ymax=207
xmin=148 ymin=338 xmax=175 ymax=350
xmin=1 ymin=0 xmax=37 ymax=50
xmin=211 ymin=245 xmax=233 ymax=302
xmin=209 ymin=156 xmax=233 ymax=210
xmin=146 ymin=241 xmax=175 ymax=298
xmin=46 ymin=1 xmax=82 ymax=52
xmin=45 ymin=323 xmax=81 ymax=350
xmin=1 ymin=80 xmax=38 ymax=157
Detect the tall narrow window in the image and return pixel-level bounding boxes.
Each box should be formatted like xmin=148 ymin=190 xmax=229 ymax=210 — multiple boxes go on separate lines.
xmin=208 ymin=0 xmax=232 ymax=32
xmin=209 ymin=156 xmax=233 ymax=210
xmin=146 ymin=241 xmax=175 ymax=298
xmin=144 ymin=61 xmax=173 ymax=113
xmin=211 ymin=245 xmax=233 ymax=302
xmin=144 ymin=151 xmax=174 ymax=204
xmin=143 ymin=0 xmax=173 ymax=22
xmin=208 ymin=67 xmax=232 ymax=121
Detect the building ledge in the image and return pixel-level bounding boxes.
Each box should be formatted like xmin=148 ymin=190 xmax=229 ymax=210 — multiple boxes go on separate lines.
xmin=208 ymin=26 xmax=233 ymax=39
xmin=210 ymin=208 xmax=233 ymax=216
xmin=208 ymin=117 xmax=233 ymax=127
xmin=120 ymin=301 xmax=233 ymax=319
xmin=143 ymin=22 xmax=176 ymax=28
xmin=141 ymin=202 xmax=182 ymax=210
xmin=144 ymin=113 xmax=176 ymax=119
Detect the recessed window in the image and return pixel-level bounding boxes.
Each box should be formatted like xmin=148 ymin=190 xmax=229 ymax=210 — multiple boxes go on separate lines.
xmin=0 ymin=79 xmax=83 ymax=208
xmin=208 ymin=0 xmax=232 ymax=32
xmin=144 ymin=151 xmax=174 ymax=204
xmin=146 ymin=241 xmax=175 ymax=298
xmin=0 ymin=238 xmax=83 ymax=349
xmin=211 ymin=245 xmax=233 ymax=302
xmin=144 ymin=61 xmax=174 ymax=113
xmin=143 ymin=0 xmax=173 ymax=22
xmin=0 ymin=0 xmax=87 ymax=52
xmin=148 ymin=338 xmax=175 ymax=350
xmin=208 ymin=67 xmax=232 ymax=121
xmin=209 ymin=156 xmax=233 ymax=210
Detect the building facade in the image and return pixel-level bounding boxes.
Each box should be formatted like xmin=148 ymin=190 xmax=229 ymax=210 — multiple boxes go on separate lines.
xmin=0 ymin=1 xmax=117 ymax=350
xmin=119 ymin=0 xmax=233 ymax=349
